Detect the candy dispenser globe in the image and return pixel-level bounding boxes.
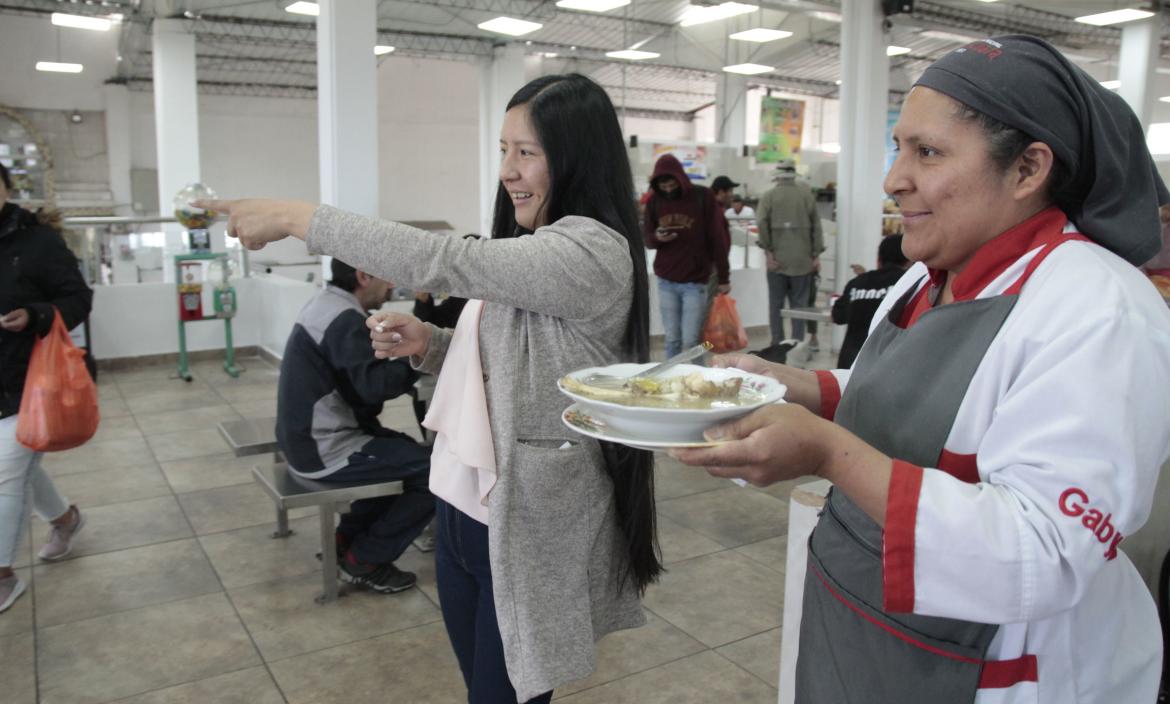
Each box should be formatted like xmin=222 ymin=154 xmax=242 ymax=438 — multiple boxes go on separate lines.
xmin=173 ymin=182 xmax=217 ymax=252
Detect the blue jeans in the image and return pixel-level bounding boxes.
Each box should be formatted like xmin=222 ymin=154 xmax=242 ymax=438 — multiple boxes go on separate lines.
xmin=435 ymin=499 xmax=553 ymax=704
xmin=318 ymin=434 xmax=433 ymax=566
xmin=658 ymin=279 xmax=708 ymax=359
xmin=0 ymin=415 xmax=68 ymax=567
xmin=766 ymin=271 xmax=815 ymax=344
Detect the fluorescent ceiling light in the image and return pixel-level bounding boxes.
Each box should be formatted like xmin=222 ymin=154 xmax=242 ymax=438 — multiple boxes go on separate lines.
xmin=887 ymin=46 xmax=912 ymax=56
xmin=808 ymin=10 xmax=841 ymax=22
xmin=374 ymin=45 xmax=395 ymax=55
xmin=723 ymin=63 xmax=774 ymax=75
xmin=1148 ymin=122 xmax=1170 ymax=155
xmin=284 ymin=1 xmax=319 ymax=16
xmin=556 ymin=0 xmax=631 ymax=11
xmin=478 ymin=17 xmax=543 ymax=36
xmin=35 ymin=61 xmax=83 ymax=73
xmin=679 ymin=2 xmax=758 ymax=27
xmin=51 ymin=13 xmax=112 ymax=31
xmin=1159 ymin=96 xmax=1170 ymax=103
xmin=729 ymin=28 xmax=793 ymax=42
xmin=541 ymin=52 xmax=559 ymax=58
xmin=920 ymin=29 xmax=981 ymax=43
xmin=1100 ymin=79 xmax=1121 ymax=89
xmin=1075 ymin=8 xmax=1154 ymax=26
xmin=819 ymin=142 xmax=841 ymax=153
xmin=606 ymin=49 xmax=660 ymax=60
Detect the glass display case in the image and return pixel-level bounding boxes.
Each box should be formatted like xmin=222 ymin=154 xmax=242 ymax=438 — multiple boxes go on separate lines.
xmin=0 ymin=105 xmax=53 ymax=209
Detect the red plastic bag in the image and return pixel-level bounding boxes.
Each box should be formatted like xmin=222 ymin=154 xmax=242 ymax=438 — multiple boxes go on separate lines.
xmin=702 ymin=293 xmax=749 ymax=354
xmin=16 ymin=310 xmax=99 ymax=452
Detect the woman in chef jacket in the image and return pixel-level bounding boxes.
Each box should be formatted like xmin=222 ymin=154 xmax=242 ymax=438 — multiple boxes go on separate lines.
xmin=674 ymin=35 xmax=1170 ymax=704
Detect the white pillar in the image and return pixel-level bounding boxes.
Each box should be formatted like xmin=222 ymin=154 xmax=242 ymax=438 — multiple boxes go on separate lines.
xmin=151 ymin=18 xmax=204 ymax=265
xmin=835 ymin=0 xmax=888 ymax=322
xmin=479 ymin=44 xmax=525 ymax=237
xmin=103 ymin=82 xmax=133 ymax=217
xmin=317 ymin=0 xmax=378 ymax=215
xmin=715 ymin=73 xmax=749 ymax=148
xmin=316 ymin=0 xmax=378 ymax=281
xmin=1118 ymin=17 xmax=1159 ymax=128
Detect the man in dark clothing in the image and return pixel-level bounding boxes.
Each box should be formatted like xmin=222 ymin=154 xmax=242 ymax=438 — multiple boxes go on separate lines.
xmin=643 ymin=155 xmax=731 ymax=358
xmin=831 ymin=235 xmax=909 ymax=368
xmin=277 ymin=259 xmax=434 ymax=594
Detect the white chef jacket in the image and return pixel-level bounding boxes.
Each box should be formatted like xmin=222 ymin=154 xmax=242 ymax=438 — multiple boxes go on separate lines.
xmin=816 ymin=220 xmax=1170 ymax=704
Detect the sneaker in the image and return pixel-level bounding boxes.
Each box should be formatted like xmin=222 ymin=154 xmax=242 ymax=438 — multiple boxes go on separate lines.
xmin=0 ymin=575 xmax=26 ymax=613
xmin=38 ymin=505 xmax=84 ymax=561
xmin=809 ymin=336 xmax=821 ymax=353
xmin=412 ymin=521 xmax=436 ymax=553
xmin=339 ymin=554 xmax=417 ymax=594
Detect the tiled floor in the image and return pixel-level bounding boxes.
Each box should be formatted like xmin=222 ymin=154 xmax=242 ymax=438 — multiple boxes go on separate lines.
xmin=5 ymin=330 xmax=837 ymax=704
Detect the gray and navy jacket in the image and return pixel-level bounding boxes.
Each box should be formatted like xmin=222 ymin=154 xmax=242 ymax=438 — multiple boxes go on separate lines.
xmin=276 ymin=285 xmax=417 ymax=478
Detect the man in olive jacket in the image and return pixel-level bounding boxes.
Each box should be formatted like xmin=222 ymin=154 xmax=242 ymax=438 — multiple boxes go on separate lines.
xmin=756 ymin=160 xmax=823 ymax=346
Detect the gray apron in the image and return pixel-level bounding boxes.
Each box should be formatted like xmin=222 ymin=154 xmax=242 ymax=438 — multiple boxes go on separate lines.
xmin=794 ymin=278 xmax=1018 ymax=703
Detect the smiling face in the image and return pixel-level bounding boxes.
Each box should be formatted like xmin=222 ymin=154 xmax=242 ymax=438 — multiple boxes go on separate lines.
xmin=884 ymin=87 xmax=1038 ymax=273
xmin=499 ymin=104 xmax=551 ymax=231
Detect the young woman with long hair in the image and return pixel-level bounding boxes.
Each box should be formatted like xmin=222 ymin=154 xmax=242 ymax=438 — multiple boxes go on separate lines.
xmin=201 ymin=73 xmax=662 ymax=703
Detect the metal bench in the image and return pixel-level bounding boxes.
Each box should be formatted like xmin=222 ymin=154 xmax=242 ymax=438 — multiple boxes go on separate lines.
xmin=217 ymin=416 xmax=406 ymax=603
xmin=217 ymin=417 xmax=282 ymax=458
xmin=779 ymin=306 xmax=832 ymax=324
xmin=251 ymin=463 xmax=402 ymax=604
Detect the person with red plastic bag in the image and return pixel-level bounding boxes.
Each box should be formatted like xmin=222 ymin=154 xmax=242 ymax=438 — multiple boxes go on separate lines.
xmin=702 ymin=293 xmax=748 ymax=353
xmin=0 ymin=162 xmax=93 ymax=613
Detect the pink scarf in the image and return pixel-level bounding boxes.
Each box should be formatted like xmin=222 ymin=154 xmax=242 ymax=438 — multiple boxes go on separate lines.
xmin=422 ymin=299 xmax=495 ymax=524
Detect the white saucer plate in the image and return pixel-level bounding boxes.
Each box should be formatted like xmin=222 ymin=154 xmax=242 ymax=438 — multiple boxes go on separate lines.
xmin=561 ymin=403 xmax=724 ymax=451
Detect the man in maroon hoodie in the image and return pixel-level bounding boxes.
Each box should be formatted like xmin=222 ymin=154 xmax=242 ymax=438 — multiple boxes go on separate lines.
xmin=643 ymin=154 xmax=731 ymax=358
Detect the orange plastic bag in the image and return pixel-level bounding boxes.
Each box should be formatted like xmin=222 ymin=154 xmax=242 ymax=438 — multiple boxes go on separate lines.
xmin=16 ymin=310 xmax=99 ymax=452
xmin=702 ymin=293 xmax=749 ymax=354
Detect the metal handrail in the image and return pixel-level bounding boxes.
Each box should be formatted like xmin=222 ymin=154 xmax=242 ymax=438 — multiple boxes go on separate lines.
xmin=62 ymin=216 xmax=250 ymax=285
xmin=64 ymin=215 xmax=181 ymax=226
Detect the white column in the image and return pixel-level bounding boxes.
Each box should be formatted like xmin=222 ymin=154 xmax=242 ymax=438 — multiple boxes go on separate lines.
xmin=151 ymin=18 xmax=204 ymax=265
xmin=479 ymin=44 xmax=526 ymax=237
xmin=715 ymin=73 xmax=749 ymax=148
xmin=835 ymin=0 xmax=888 ymax=331
xmin=1118 ymin=17 xmax=1159 ymax=128
xmin=103 ymin=82 xmax=133 ymax=217
xmin=317 ymin=0 xmax=378 ymax=215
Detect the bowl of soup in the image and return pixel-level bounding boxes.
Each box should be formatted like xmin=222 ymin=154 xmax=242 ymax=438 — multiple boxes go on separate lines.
xmin=557 ymin=363 xmax=786 ymax=444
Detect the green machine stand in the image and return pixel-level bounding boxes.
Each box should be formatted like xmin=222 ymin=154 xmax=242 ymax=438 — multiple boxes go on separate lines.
xmin=175 ymin=252 xmax=241 ymax=382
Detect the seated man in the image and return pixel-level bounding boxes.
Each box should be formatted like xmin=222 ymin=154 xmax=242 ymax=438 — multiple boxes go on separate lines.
xmin=277 ymin=259 xmax=434 ymax=594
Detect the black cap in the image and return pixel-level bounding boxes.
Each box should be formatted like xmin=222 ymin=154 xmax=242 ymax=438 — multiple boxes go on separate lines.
xmin=711 ymin=175 xmax=739 ymax=191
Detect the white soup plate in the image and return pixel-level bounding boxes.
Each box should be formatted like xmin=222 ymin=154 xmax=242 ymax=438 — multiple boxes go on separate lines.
xmin=557 ymin=363 xmax=786 ymax=445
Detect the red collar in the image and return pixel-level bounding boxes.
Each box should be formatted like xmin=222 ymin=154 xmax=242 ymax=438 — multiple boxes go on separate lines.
xmin=926 ymin=207 xmax=1069 ymax=302
xmin=900 ymin=207 xmax=1077 ymax=328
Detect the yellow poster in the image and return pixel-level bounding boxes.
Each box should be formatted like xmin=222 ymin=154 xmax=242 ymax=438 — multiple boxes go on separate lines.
xmin=758 ymin=97 xmax=804 ymax=163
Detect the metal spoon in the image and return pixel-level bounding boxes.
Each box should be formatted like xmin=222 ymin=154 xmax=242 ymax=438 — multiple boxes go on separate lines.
xmin=579 ymin=342 xmax=713 ymax=389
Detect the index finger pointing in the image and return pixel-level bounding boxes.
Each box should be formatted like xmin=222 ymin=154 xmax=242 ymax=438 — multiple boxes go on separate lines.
xmin=192 ymin=199 xmax=229 ymax=213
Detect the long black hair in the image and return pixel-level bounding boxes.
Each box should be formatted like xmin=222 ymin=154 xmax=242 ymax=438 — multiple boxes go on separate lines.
xmin=491 ymin=73 xmax=662 ymax=594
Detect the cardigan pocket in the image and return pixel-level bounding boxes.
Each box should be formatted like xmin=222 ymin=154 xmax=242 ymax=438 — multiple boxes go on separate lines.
xmin=510 ymin=438 xmax=600 ymax=558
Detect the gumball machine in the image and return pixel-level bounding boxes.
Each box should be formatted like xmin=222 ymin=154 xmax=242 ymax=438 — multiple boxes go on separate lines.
xmin=172 ymin=184 xmax=242 ymax=382
xmin=174 ymin=183 xmax=216 ymax=253
xmin=178 ymin=261 xmax=204 ymax=321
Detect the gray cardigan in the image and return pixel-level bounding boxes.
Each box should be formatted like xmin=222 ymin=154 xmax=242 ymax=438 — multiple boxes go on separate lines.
xmin=306 ymin=206 xmax=647 ymax=699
